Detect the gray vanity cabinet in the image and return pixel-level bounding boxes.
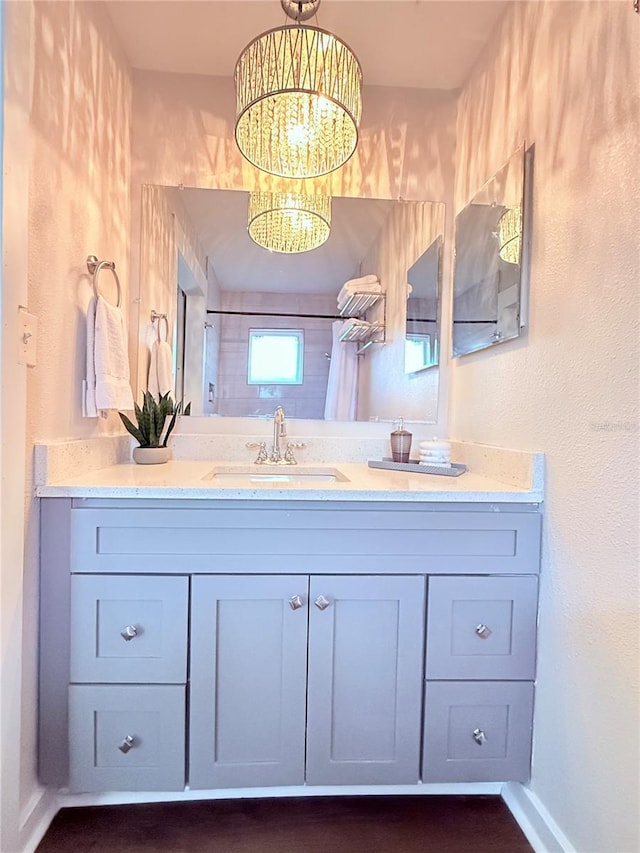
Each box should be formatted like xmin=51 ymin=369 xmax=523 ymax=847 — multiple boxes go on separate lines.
xmin=39 ymin=498 xmax=541 ymax=794
xmin=189 ymin=574 xmax=425 ymax=789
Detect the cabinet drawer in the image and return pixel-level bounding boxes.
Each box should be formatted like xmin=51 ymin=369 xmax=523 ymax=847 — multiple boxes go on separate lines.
xmin=68 ymin=685 xmax=185 ymax=792
xmin=70 ymin=507 xmax=541 ymax=575
xmin=422 ymin=681 xmax=533 ymax=782
xmin=426 ymin=576 xmax=537 ymax=680
xmin=70 ymin=575 xmax=188 ymax=683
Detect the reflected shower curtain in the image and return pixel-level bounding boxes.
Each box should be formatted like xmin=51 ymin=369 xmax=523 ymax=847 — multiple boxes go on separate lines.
xmin=324 ymin=321 xmax=359 ymax=421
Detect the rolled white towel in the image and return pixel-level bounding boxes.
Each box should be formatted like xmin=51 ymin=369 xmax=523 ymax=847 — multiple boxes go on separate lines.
xmin=420 ymin=454 xmax=451 ymax=464
xmin=419 ymin=438 xmax=452 ymax=467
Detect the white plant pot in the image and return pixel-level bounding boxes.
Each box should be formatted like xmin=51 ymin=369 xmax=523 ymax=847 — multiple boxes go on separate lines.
xmin=132 ymin=446 xmax=172 ymax=465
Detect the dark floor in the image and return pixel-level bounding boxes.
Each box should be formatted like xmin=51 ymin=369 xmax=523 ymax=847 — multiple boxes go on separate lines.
xmin=37 ymin=795 xmax=533 ymax=853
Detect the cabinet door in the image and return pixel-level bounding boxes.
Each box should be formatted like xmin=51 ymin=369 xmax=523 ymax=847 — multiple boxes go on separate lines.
xmin=189 ymin=575 xmax=308 ymax=789
xmin=306 ymin=575 xmax=425 ymax=785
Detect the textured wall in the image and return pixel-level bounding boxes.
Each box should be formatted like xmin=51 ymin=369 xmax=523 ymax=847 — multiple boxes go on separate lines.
xmin=28 ymin=0 xmax=132 ymax=440
xmin=22 ymin=0 xmax=133 ymax=837
xmin=449 ymin=3 xmax=639 ymax=850
xmin=131 ymin=71 xmax=456 ymax=202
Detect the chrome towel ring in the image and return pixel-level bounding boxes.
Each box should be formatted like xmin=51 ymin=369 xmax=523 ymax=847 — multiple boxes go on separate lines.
xmin=87 ymin=254 xmax=122 ymax=308
xmin=151 ymin=310 xmax=169 ymax=342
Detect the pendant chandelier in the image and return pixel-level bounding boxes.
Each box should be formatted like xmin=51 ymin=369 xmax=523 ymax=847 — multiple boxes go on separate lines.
xmin=235 ymin=0 xmax=362 ymax=179
xmin=497 ymin=206 xmax=522 ymax=265
xmin=248 ymin=191 xmax=332 ymax=254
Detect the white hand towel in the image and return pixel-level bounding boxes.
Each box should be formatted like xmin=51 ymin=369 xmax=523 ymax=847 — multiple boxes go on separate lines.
xmin=148 ymin=339 xmax=174 ymax=399
xmin=85 ymin=295 xmax=134 ymax=416
xmin=85 ymin=296 xmax=99 ymax=417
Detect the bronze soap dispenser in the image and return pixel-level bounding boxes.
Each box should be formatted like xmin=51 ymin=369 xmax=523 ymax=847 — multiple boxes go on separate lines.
xmin=390 ymin=417 xmax=412 ymax=464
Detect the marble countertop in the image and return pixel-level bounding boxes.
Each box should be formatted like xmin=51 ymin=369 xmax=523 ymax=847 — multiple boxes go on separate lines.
xmin=35 ymin=459 xmax=543 ymax=503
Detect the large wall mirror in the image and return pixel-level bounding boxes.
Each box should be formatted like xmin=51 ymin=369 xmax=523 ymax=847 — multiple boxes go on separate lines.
xmin=136 ymin=185 xmax=445 ymax=422
xmin=452 ymin=146 xmax=529 ymax=358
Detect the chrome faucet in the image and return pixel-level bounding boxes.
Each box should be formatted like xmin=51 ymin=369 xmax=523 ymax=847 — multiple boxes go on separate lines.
xmin=246 ymin=406 xmax=306 ymax=464
xmin=272 ymin=406 xmax=287 ymax=462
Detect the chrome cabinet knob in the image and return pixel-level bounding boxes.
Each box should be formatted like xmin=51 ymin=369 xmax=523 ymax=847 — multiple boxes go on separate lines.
xmin=472 ymin=728 xmax=487 ymax=746
xmin=289 ymin=595 xmax=304 ymax=611
xmin=118 ymin=735 xmax=136 ymax=753
xmin=475 ymin=623 xmax=492 ymax=639
xmin=314 ymin=595 xmax=331 ymax=611
xmin=120 ymin=625 xmax=138 ymax=641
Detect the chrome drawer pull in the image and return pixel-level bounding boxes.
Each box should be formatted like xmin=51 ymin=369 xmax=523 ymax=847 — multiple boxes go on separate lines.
xmin=475 ymin=623 xmax=492 ymax=639
xmin=120 ymin=625 xmax=138 ymax=641
xmin=289 ymin=595 xmax=304 ymax=611
xmin=314 ymin=595 xmax=331 ymax=611
xmin=472 ymin=728 xmax=487 ymax=746
xmin=118 ymin=735 xmax=136 ymax=754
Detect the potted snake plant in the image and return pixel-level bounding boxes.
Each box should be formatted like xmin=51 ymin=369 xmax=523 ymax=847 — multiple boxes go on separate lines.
xmin=119 ymin=392 xmax=190 ymax=464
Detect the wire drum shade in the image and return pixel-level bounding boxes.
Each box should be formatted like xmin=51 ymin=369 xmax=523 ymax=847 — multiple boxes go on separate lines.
xmin=248 ymin=191 xmax=331 ymax=254
xmin=235 ymin=25 xmax=362 ymax=179
xmin=498 ymin=206 xmax=522 ymax=265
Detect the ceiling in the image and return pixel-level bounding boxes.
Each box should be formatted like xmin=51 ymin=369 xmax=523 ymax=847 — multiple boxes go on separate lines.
xmin=178 ymin=188 xmax=407 ymax=293
xmin=106 ymin=0 xmax=508 ymax=90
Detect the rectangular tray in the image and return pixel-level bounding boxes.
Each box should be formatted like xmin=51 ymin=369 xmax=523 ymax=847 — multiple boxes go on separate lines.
xmin=368 ymin=459 xmax=467 ymax=477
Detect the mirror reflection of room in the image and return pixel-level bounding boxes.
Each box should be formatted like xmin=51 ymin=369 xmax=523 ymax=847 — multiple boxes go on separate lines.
xmin=452 ymin=146 xmax=527 ymax=358
xmin=405 ymin=236 xmax=442 ymax=374
xmin=137 ymin=186 xmax=444 ymax=422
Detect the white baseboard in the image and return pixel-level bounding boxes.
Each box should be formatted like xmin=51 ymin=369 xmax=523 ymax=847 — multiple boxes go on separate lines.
xmin=501 ymin=782 xmax=576 ymax=853
xmin=18 ymin=787 xmax=59 ymax=853
xmin=59 ymin=781 xmax=502 ymax=809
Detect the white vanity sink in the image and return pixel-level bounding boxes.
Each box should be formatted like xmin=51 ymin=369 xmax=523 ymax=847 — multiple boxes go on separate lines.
xmin=204 ymin=466 xmax=350 ymax=484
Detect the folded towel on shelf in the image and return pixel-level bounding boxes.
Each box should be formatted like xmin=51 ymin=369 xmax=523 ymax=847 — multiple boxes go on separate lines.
xmin=338 ymin=318 xmax=373 ymax=339
xmin=85 ymin=296 xmax=135 ymax=417
xmin=343 ymin=273 xmax=380 ymax=291
xmin=337 ymin=275 xmax=382 ymax=309
xmin=148 ymin=339 xmax=174 ymax=399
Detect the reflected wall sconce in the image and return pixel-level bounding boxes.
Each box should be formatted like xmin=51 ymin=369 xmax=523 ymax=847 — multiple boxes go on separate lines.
xmin=234 ymin=0 xmax=362 ymax=179
xmin=497 ymin=206 xmax=522 ymax=265
xmin=248 ymin=191 xmax=332 ymax=253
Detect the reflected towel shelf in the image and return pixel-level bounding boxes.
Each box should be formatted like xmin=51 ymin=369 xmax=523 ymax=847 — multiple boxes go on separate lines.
xmin=338 ymin=292 xmax=384 ymax=318
xmin=339 ymin=321 xmax=385 ymax=343
xmin=368 ymin=459 xmax=467 ymax=477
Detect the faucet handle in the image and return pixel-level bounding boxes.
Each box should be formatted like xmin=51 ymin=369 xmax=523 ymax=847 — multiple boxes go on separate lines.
xmin=284 ymin=442 xmax=306 ymax=464
xmin=246 ymin=441 xmax=268 ymax=464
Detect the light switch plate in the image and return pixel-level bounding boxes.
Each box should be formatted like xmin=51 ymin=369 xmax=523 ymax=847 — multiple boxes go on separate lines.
xmin=18 ymin=308 xmax=38 ymax=366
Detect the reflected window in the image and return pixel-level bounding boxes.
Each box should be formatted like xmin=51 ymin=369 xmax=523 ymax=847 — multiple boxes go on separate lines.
xmin=405 ymin=335 xmax=432 ymax=373
xmin=247 ymin=329 xmax=304 ymax=385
